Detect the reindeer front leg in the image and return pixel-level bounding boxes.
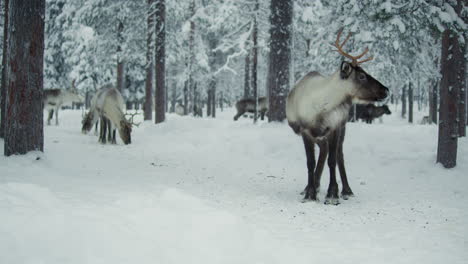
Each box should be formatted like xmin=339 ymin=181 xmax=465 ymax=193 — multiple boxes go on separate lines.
xmin=301 ymin=134 xmax=318 ymax=201
xmin=325 ymin=131 xmax=340 ymax=205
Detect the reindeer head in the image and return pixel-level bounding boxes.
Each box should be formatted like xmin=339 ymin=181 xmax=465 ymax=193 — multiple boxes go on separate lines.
xmin=382 ymin=105 xmax=391 ymax=115
xmin=333 ymin=29 xmax=389 ymax=103
xmin=119 ymin=120 xmax=132 ymax=145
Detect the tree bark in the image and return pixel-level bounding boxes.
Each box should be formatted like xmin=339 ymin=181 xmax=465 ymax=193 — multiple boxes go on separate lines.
xmin=437 ymin=29 xmax=462 ymax=168
xmin=188 ymin=0 xmax=195 ymax=114
xmin=4 ymin=0 xmax=45 ymax=156
xmin=0 ymin=0 xmax=8 ymax=139
xmin=252 ymin=0 xmax=259 ymax=123
xmin=207 ymin=88 xmax=212 ymax=117
xmin=267 ymin=0 xmax=293 ymax=122
xmin=154 ymin=0 xmax=166 ymax=124
xmin=408 ymin=82 xmax=413 ymax=123
xmin=243 ymin=53 xmax=250 ymax=99
xmin=432 ymin=81 xmax=438 ymax=124
xmin=401 ymin=85 xmax=406 ymax=118
xmin=116 ymin=20 xmax=124 ymax=94
xmin=458 ymin=36 xmax=466 ymax=137
xmin=144 ymin=0 xmax=155 ymax=121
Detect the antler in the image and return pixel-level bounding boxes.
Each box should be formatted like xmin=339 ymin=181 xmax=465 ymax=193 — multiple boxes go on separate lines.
xmin=333 ymin=28 xmax=374 ymax=66
xmin=125 ymin=111 xmax=141 ymax=127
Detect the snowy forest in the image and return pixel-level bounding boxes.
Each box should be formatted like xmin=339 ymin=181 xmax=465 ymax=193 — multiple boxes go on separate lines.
xmin=0 ymin=0 xmax=467 ymax=263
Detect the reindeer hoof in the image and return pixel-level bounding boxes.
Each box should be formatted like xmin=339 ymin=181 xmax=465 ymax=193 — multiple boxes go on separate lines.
xmin=301 ymin=185 xmax=318 ymax=201
xmin=341 ymin=188 xmax=354 ymax=200
xmin=324 ymin=197 xmax=340 ymax=205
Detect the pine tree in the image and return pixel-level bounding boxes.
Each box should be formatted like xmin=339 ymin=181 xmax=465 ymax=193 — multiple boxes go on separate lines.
xmin=144 ymin=0 xmax=155 ymax=121
xmin=0 ymin=0 xmax=9 ymax=139
xmin=4 ymin=0 xmax=45 ymax=156
xmin=267 ymin=0 xmax=293 ymax=122
xmin=154 ymin=0 xmax=166 ymax=123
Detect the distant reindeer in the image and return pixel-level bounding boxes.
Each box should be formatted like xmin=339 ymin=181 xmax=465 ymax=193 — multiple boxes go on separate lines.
xmin=44 ymin=83 xmax=83 ymax=125
xmin=354 ymin=104 xmax=391 ymax=123
xmin=82 ymin=84 xmax=133 ymax=144
xmin=233 ymin=97 xmax=268 ymax=121
xmin=286 ymin=29 xmax=389 ymax=204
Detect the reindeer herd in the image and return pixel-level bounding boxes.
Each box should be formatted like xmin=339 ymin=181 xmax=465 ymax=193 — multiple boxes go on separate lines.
xmin=43 ymin=29 xmax=391 ymax=205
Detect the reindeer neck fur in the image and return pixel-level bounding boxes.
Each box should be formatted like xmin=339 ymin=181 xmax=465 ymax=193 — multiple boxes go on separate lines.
xmin=96 ymin=88 xmax=128 ymax=130
xmin=286 ymin=71 xmax=354 ymax=138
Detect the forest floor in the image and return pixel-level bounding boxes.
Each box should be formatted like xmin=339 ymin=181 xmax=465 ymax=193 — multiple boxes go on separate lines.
xmin=1 ymin=106 xmax=467 ymax=264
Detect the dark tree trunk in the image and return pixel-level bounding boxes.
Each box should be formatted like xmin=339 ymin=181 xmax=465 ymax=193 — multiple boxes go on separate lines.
xmin=429 ymin=80 xmax=438 ymax=124
xmin=188 ymin=1 xmax=195 ymax=114
xmin=437 ymin=28 xmax=462 ymax=168
xmin=116 ymin=20 xmax=124 ymax=94
xmin=0 ymin=0 xmax=8 ymax=138
xmin=243 ymin=53 xmax=250 ymax=99
xmin=252 ymin=0 xmax=259 ymax=122
xmin=211 ymin=85 xmax=216 ymax=118
xmin=144 ymin=0 xmax=155 ymax=121
xmin=401 ymin=85 xmax=406 ymax=118
xmin=170 ymin=81 xmax=176 ymax=113
xmin=458 ymin=37 xmax=466 ymax=137
xmin=207 ymin=88 xmax=212 ymax=117
xmin=431 ymin=81 xmax=438 ymax=124
xmin=183 ymin=80 xmax=188 ymax=115
xmin=267 ymin=0 xmax=292 ymax=122
xmin=4 ymin=0 xmax=45 ymax=156
xmin=408 ymin=82 xmax=413 ymax=123
xmin=154 ymin=0 xmax=166 ymax=124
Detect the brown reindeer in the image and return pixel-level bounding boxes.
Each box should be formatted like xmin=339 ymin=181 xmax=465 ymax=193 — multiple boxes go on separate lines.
xmin=233 ymin=97 xmax=268 ymax=121
xmin=286 ymin=29 xmax=389 ymax=204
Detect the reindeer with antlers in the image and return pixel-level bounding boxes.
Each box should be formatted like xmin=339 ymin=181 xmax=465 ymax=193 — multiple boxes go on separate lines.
xmin=286 ymin=29 xmax=389 ymax=204
xmin=82 ymin=84 xmax=137 ymax=145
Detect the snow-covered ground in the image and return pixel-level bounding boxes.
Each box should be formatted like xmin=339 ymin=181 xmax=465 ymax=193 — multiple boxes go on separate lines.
xmin=1 ymin=106 xmax=467 ymax=264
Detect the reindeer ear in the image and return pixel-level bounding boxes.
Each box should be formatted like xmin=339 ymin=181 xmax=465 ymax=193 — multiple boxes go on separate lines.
xmin=340 ymin=61 xmax=353 ymax=79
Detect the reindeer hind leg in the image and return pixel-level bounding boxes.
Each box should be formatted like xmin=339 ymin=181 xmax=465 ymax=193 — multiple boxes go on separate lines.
xmin=301 ymin=134 xmax=318 ymax=201
xmin=337 ymin=126 xmax=353 ymax=199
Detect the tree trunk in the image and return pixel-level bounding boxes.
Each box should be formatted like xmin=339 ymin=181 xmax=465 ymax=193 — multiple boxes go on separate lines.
xmin=183 ymin=80 xmax=188 ymax=115
xmin=154 ymin=0 xmax=166 ymax=124
xmin=458 ymin=36 xmax=466 ymax=137
xmin=401 ymin=85 xmax=406 ymax=118
xmin=432 ymin=81 xmax=438 ymax=124
xmin=170 ymin=82 xmax=176 ymax=113
xmin=244 ymin=53 xmax=250 ymax=99
xmin=252 ymin=0 xmax=259 ymax=123
xmin=437 ymin=28 xmax=462 ymax=168
xmin=0 ymin=0 xmax=8 ymax=139
xmin=116 ymin=20 xmax=124 ymax=94
xmin=207 ymin=88 xmax=212 ymax=117
xmin=211 ymin=85 xmax=216 ymax=118
xmin=408 ymin=82 xmax=413 ymax=123
xmin=188 ymin=0 xmax=195 ymax=114
xmin=144 ymin=0 xmax=155 ymax=121
xmin=4 ymin=0 xmax=45 ymax=156
xmin=267 ymin=0 xmax=293 ymax=122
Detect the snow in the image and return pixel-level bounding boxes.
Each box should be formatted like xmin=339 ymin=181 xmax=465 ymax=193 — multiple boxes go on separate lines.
xmin=1 ymin=107 xmax=467 ymax=263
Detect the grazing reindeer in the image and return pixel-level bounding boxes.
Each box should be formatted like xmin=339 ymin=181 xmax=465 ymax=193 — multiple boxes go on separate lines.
xmin=233 ymin=97 xmax=268 ymax=121
xmin=44 ymin=85 xmax=83 ymax=125
xmin=82 ymin=84 xmax=132 ymax=144
xmin=354 ymin=104 xmax=391 ymax=123
xmin=286 ymin=29 xmax=389 ymax=204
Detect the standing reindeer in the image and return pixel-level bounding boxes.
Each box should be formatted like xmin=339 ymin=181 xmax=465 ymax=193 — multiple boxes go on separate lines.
xmin=286 ymin=29 xmax=389 ymax=204
xmin=354 ymin=104 xmax=391 ymax=123
xmin=44 ymin=86 xmax=83 ymax=125
xmin=82 ymin=84 xmax=132 ymax=145
xmin=233 ymin=97 xmax=268 ymax=121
